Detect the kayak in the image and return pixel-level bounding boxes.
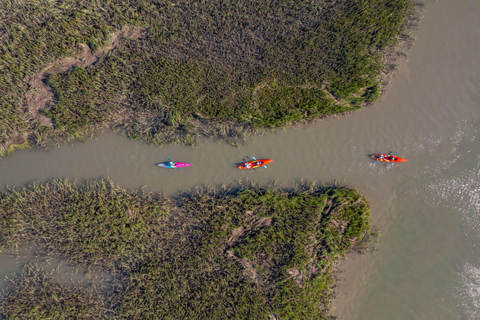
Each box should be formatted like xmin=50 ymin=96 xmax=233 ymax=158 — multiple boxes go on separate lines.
xmin=156 ymin=161 xmax=193 ymax=169
xmin=238 ymin=159 xmax=274 ymax=169
xmin=371 ymin=154 xmax=407 ymax=163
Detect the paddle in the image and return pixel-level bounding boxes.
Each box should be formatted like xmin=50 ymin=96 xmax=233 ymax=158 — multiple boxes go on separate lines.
xmin=251 ymin=156 xmax=267 ymax=169
xmin=242 ymin=158 xmax=251 ymax=170
xmin=371 ymin=153 xmax=380 ymax=166
xmin=250 ymin=156 xmax=259 ymax=170
xmin=370 ymin=153 xmax=389 ymax=167
xmin=390 ymin=152 xmax=397 ymax=169
xmin=169 ymin=157 xmax=180 ymax=171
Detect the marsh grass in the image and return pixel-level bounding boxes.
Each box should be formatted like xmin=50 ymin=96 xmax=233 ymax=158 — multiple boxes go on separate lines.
xmin=0 ymin=264 xmax=108 ymax=319
xmin=0 ymin=179 xmax=372 ymax=319
xmin=0 ymin=179 xmax=170 ymax=270
xmin=0 ymin=0 xmax=417 ymax=156
xmin=0 ymin=140 xmax=31 ymax=158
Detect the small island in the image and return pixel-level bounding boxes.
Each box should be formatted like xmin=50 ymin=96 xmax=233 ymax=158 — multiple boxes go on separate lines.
xmin=0 ymin=179 xmax=371 ymax=319
xmin=0 ymin=0 xmax=415 ymax=156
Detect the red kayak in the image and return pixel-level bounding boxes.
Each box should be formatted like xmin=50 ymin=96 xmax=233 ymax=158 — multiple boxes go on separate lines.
xmin=371 ymin=154 xmax=407 ymax=163
xmin=238 ymin=159 xmax=274 ymax=169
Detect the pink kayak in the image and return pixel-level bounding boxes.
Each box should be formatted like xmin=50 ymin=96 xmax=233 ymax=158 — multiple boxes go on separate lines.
xmin=156 ymin=158 xmax=192 ymax=170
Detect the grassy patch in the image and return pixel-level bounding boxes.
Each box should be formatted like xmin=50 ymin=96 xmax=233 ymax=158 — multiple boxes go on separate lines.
xmin=0 ymin=0 xmax=416 ymax=155
xmin=0 ymin=264 xmax=108 ymax=319
xmin=0 ymin=179 xmax=169 ymax=269
xmin=0 ymin=179 xmax=372 ymax=319
xmin=253 ymin=85 xmax=350 ymax=128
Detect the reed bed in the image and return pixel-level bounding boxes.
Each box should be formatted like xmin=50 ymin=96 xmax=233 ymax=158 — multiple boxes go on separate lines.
xmin=0 ymin=0 xmax=417 ymax=156
xmin=0 ymin=264 xmax=108 ymax=319
xmin=0 ymin=179 xmax=372 ymax=319
xmin=0 ymin=179 xmax=170 ymax=270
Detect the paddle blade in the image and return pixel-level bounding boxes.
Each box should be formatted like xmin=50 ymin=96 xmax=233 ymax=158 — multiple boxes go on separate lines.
xmin=178 ymin=168 xmax=181 ymax=171
xmin=252 ymin=156 xmax=257 ymax=160
xmin=264 ymin=166 xmax=267 ymax=169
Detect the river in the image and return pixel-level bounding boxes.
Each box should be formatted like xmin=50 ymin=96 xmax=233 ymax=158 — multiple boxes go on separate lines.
xmin=1 ymin=0 xmax=480 ymax=318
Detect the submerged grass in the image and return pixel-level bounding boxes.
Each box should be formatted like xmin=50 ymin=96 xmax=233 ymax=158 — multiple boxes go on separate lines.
xmin=0 ymin=179 xmax=372 ymax=319
xmin=0 ymin=0 xmax=418 ymax=156
xmin=0 ymin=264 xmax=108 ymax=319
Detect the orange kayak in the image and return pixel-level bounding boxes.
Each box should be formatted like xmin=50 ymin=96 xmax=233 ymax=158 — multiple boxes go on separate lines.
xmin=371 ymin=154 xmax=407 ymax=163
xmin=238 ymin=159 xmax=274 ymax=169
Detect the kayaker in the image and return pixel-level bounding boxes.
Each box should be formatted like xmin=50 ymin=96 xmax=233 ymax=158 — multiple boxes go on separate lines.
xmin=246 ymin=162 xmax=252 ymax=169
xmin=170 ymin=161 xmax=177 ymax=168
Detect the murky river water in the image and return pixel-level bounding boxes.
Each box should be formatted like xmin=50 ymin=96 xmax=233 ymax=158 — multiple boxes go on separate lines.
xmin=1 ymin=0 xmax=480 ymax=318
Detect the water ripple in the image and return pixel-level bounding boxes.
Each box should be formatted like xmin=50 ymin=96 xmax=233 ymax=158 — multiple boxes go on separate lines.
xmin=456 ymin=262 xmax=480 ymax=319
xmin=423 ymin=163 xmax=480 ymax=234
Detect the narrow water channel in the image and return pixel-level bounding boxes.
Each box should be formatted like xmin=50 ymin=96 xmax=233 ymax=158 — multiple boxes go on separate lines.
xmin=1 ymin=0 xmax=479 ymax=318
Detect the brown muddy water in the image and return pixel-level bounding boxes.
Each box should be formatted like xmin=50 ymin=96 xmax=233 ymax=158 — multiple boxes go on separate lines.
xmin=1 ymin=0 xmax=480 ymax=318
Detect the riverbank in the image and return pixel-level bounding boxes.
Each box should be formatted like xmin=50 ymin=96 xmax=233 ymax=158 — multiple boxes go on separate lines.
xmin=0 ymin=179 xmax=372 ymax=319
xmin=0 ymin=0 xmax=416 ymax=157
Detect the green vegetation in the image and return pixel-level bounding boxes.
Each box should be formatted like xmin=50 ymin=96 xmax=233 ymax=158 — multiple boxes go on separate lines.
xmin=0 ymin=0 xmax=416 ymax=155
xmin=0 ymin=179 xmax=169 ymax=269
xmin=254 ymin=86 xmax=345 ymax=128
xmin=0 ymin=264 xmax=108 ymax=319
xmin=0 ymin=179 xmax=372 ymax=319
